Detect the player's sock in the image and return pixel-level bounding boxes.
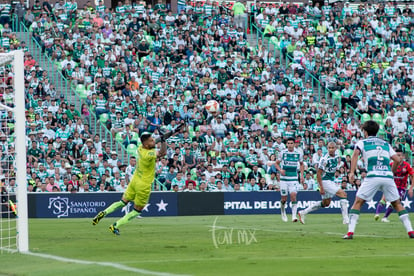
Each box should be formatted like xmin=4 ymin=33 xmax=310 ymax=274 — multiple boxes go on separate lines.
xmin=340 ymin=198 xmax=348 ymax=219
xmin=104 ymin=200 xmax=127 ymax=215
xmin=281 ymin=202 xmax=286 ymax=215
xmin=115 ymin=208 xmax=140 ymax=228
xmin=302 ymin=201 xmax=323 ymax=215
xmin=348 ymin=209 xmax=360 ymax=233
xmin=375 ymin=200 xmax=386 ymax=215
xmin=292 ymin=201 xmax=298 ymax=218
xmin=398 ymin=210 xmax=414 ymax=232
xmin=384 ymin=206 xmax=394 ymax=218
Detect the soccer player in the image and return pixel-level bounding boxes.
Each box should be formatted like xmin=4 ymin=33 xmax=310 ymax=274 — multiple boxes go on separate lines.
xmin=92 ymin=125 xmax=183 ymax=235
xmin=374 ymin=149 xmax=414 ymax=222
xmin=344 ymin=120 xmax=414 ymax=239
xmin=298 ymin=142 xmax=349 ymax=224
xmin=275 ymin=137 xmax=305 ymax=222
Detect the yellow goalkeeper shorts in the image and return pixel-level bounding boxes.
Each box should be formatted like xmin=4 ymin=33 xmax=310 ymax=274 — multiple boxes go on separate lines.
xmin=123 ymin=174 xmax=151 ymax=207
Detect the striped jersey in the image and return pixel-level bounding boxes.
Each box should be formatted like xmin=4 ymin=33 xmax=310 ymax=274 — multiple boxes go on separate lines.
xmin=318 ymin=153 xmax=340 ymax=181
xmin=278 ymin=149 xmax=303 ymax=182
xmin=356 ymin=137 xmax=395 ymax=178
xmin=391 ymin=161 xmax=414 ymax=189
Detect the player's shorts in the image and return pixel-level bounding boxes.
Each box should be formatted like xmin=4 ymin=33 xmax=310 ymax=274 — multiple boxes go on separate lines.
xmin=123 ymin=174 xmax=151 ymax=207
xmin=320 ymin=180 xmax=340 ymax=200
xmin=357 ymin=177 xmax=400 ymax=202
xmin=280 ymin=180 xmax=298 ymax=196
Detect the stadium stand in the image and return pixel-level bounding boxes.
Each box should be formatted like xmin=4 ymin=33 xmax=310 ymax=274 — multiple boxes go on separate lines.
xmin=2 ymin=0 xmax=414 ymax=193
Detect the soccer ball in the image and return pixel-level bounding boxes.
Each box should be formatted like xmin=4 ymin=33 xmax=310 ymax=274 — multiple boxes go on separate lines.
xmin=205 ymin=100 xmax=220 ymax=114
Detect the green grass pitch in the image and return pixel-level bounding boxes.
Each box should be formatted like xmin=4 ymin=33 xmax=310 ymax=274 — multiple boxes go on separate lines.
xmin=1 ymin=214 xmax=413 ymax=275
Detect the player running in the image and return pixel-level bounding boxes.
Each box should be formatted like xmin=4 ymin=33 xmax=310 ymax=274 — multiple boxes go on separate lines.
xmin=298 ymin=142 xmax=349 ymax=224
xmin=344 ymin=120 xmax=414 ymax=239
xmin=374 ymin=149 xmax=414 ymax=222
xmin=92 ymin=125 xmax=183 ymax=235
xmin=275 ymin=137 xmax=305 ymax=222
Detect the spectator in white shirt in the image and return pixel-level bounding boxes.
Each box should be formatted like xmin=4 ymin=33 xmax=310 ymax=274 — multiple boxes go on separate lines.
xmin=305 ymin=173 xmax=317 ymax=191
xmin=404 ymin=90 xmax=414 ymax=106
xmin=357 ymin=96 xmax=369 ymax=113
xmin=393 ymin=116 xmax=407 ymax=136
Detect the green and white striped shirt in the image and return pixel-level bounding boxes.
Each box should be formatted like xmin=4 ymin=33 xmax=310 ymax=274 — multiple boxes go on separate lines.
xmin=318 ymin=153 xmax=339 ymax=181
xmin=278 ymin=149 xmax=303 ymax=182
xmin=356 ymin=137 xmax=395 ymax=178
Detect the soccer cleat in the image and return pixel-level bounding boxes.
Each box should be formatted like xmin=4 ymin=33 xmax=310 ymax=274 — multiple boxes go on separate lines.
xmin=109 ymin=224 xmax=120 ymax=235
xmin=9 ymin=200 xmax=17 ymax=216
xmin=343 ymin=232 xmax=354 ymax=239
xmin=381 ymin=217 xmax=390 ymax=223
xmin=92 ymin=211 xmax=106 ymax=225
xmin=281 ymin=213 xmax=288 ymax=222
xmin=298 ymin=211 xmax=305 ymax=224
xmin=292 ymin=217 xmax=298 ymax=223
xmin=374 ymin=214 xmax=380 ymax=221
xmin=343 ymin=218 xmax=349 ymax=225
xmin=408 ymin=231 xmax=414 ymax=238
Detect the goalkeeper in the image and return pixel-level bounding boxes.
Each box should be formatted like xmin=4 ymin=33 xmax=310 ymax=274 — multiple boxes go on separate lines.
xmin=92 ymin=124 xmax=184 ymax=235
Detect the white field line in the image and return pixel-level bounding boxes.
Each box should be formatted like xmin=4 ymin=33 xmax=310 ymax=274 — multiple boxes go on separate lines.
xmin=208 ymin=225 xmax=400 ymax=239
xmin=119 ymin=252 xmax=414 ymax=264
xmin=0 ymin=248 xmax=190 ymax=276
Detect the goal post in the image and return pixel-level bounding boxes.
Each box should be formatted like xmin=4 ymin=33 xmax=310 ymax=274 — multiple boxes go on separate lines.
xmin=0 ymin=50 xmax=28 ymax=253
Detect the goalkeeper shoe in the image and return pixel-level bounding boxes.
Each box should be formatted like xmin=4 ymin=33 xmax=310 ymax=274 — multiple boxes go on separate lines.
xmin=9 ymin=200 xmax=17 ymax=216
xmin=343 ymin=232 xmax=354 ymax=240
xmin=109 ymin=224 xmax=120 ymax=236
xmin=92 ymin=211 xmax=106 ymax=226
xmin=298 ymin=211 xmax=306 ymax=224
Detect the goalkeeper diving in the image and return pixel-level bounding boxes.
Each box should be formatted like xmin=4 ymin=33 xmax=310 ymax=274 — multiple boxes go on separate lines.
xmin=92 ymin=124 xmax=184 ymax=235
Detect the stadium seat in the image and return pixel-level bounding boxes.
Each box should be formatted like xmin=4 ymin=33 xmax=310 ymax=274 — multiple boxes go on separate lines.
xmin=243 ymin=168 xmax=251 ymax=179
xmin=235 ymin=162 xmax=245 ymax=170
xmin=258 ymin=168 xmax=266 ymax=178
xmin=99 ymin=113 xmax=109 ymax=123
xmin=361 ymin=113 xmax=371 ymax=123
xmin=343 ymin=149 xmax=353 ymax=157
xmin=115 ymin=132 xmax=124 ymax=142
xmin=372 ymin=113 xmax=383 ymax=125
xmin=260 ymin=119 xmax=270 ymax=128
xmin=255 ymin=113 xmax=264 ymax=121
xmin=127 ymin=144 xmax=137 ymax=155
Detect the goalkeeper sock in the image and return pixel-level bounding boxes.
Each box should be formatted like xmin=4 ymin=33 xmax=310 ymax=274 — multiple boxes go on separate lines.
xmin=348 ymin=209 xmax=360 ymax=233
xmin=114 ymin=208 xmax=140 ymax=228
xmin=104 ymin=200 xmax=127 ymax=215
xmin=398 ymin=210 xmax=413 ymax=232
xmin=302 ymin=201 xmax=323 ymax=215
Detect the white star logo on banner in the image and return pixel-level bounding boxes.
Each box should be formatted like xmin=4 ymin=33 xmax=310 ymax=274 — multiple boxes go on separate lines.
xmin=366 ymin=199 xmax=377 ymax=209
xmin=156 ymin=199 xmax=168 ymax=212
xmin=401 ymin=198 xmax=412 ymax=209
xmin=142 ymin=203 xmax=150 ymax=212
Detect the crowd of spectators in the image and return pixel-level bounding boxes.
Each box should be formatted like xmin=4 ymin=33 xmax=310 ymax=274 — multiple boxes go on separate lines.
xmin=1 ymin=0 xmax=413 ymax=194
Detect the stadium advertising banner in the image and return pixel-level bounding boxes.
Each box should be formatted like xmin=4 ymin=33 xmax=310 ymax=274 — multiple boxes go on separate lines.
xmin=28 ymin=192 xmax=178 ymax=218
xmin=224 ymin=191 xmax=413 ymax=215
xmin=27 ymin=191 xmax=413 ymax=218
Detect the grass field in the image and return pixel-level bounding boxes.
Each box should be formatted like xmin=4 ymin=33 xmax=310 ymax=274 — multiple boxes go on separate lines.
xmin=1 ymin=214 xmax=413 ymax=275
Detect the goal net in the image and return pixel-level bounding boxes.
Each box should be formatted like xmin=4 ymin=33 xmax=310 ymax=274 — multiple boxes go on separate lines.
xmin=0 ymin=50 xmax=28 ymax=253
